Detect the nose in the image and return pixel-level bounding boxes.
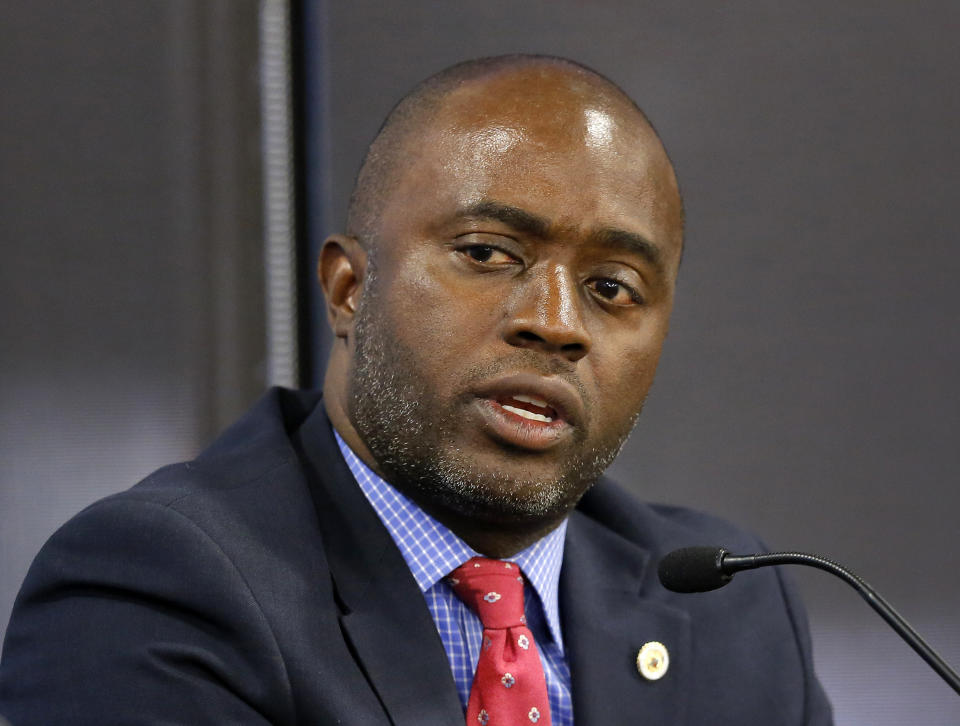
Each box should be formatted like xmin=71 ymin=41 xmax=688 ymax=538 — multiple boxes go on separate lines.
xmin=501 ymin=266 xmax=592 ymax=363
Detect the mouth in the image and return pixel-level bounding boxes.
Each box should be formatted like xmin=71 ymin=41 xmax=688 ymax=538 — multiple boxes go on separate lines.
xmin=498 ymin=393 xmax=557 ymax=423
xmin=471 ymin=374 xmax=584 ymax=452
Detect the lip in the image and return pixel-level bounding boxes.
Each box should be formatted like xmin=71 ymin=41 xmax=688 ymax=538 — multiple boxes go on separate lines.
xmin=471 ymin=373 xmax=585 ymax=451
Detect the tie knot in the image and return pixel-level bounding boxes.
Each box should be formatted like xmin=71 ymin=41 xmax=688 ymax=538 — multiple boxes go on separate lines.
xmin=448 ymin=557 xmax=527 ymax=629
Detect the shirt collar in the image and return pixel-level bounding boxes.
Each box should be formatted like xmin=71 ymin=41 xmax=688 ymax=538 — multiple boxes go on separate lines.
xmin=334 ymin=430 xmax=568 ymax=650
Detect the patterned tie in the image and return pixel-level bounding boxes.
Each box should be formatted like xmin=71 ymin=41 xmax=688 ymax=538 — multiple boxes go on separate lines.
xmin=448 ymin=557 xmax=552 ymax=726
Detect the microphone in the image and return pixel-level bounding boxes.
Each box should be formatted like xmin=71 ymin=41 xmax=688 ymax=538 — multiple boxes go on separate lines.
xmin=658 ymin=546 xmax=960 ymax=696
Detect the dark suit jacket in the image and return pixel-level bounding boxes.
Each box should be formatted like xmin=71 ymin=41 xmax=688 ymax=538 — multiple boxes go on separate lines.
xmin=0 ymin=388 xmax=832 ymax=725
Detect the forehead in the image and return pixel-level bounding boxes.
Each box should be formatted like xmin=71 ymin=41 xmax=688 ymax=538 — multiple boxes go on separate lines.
xmin=432 ymin=67 xmax=660 ymax=170
xmin=382 ymin=67 xmax=683 ymax=257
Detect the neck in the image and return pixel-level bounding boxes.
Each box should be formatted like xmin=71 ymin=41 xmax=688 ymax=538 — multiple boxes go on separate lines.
xmin=415 ymin=504 xmax=565 ymax=559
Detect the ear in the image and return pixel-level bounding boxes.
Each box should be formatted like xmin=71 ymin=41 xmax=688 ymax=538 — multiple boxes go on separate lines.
xmin=318 ymin=234 xmax=367 ymax=338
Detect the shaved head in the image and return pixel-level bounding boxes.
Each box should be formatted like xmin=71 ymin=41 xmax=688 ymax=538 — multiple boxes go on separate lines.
xmin=346 ymin=54 xmax=683 ymax=248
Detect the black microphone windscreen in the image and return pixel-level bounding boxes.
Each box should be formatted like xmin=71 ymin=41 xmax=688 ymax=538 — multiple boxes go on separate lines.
xmin=658 ymin=546 xmax=731 ymax=593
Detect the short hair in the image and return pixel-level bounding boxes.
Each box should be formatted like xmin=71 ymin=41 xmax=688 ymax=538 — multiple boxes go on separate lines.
xmin=346 ymin=54 xmax=680 ymax=246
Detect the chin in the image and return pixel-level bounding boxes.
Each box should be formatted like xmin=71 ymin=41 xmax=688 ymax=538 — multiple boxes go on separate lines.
xmin=397 ymin=450 xmax=597 ymax=523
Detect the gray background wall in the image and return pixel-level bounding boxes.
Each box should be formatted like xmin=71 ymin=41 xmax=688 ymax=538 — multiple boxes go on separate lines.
xmin=2 ymin=2 xmax=958 ymax=724
xmin=1 ymin=0 xmax=267 ymax=671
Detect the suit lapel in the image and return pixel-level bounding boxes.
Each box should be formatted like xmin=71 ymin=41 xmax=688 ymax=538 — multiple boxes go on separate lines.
xmin=294 ymin=404 xmax=464 ymax=726
xmin=561 ymin=509 xmax=692 ymax=726
xmin=336 ymin=568 xmax=464 ymax=726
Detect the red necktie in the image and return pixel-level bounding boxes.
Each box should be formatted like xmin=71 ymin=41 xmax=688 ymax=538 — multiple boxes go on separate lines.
xmin=448 ymin=557 xmax=552 ymax=726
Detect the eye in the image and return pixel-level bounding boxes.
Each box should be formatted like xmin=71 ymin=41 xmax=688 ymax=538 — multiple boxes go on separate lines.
xmin=458 ymin=244 xmax=518 ymax=266
xmin=587 ymin=278 xmax=642 ymax=306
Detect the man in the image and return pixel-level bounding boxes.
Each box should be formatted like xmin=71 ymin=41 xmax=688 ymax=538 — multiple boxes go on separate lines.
xmin=0 ymin=55 xmax=832 ymax=724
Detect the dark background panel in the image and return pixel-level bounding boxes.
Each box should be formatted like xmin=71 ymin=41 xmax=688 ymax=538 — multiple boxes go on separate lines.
xmin=305 ymin=2 xmax=960 ymax=722
xmin=0 ymin=0 xmax=266 ymax=645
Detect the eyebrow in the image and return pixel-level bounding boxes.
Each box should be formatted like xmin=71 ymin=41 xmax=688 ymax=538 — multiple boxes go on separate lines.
xmin=593 ymin=227 xmax=664 ymax=272
xmin=455 ymin=201 xmax=551 ymax=238
xmin=455 ymin=200 xmax=665 ymax=272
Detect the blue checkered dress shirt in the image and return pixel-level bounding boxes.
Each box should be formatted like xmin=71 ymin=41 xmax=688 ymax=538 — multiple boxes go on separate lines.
xmin=335 ymin=432 xmax=574 ymax=725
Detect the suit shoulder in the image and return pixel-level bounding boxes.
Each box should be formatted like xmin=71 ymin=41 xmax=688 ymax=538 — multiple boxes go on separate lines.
xmin=43 ymin=386 xmax=324 ymax=535
xmin=121 ymin=386 xmax=321 ymax=504
xmin=576 ymin=477 xmax=767 ymax=557
xmin=9 ymin=385 xmax=332 ymax=644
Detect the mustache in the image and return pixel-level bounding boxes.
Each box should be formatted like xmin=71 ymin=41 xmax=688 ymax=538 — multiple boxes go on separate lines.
xmin=459 ymin=350 xmax=589 ymax=404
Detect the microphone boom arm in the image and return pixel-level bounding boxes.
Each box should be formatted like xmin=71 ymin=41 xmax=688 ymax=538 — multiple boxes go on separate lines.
xmin=721 ymin=550 xmax=960 ymax=696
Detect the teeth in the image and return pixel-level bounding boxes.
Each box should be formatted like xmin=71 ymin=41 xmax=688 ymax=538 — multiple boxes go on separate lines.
xmin=502 ymin=404 xmax=553 ymax=423
xmin=513 ymin=394 xmax=550 ymax=408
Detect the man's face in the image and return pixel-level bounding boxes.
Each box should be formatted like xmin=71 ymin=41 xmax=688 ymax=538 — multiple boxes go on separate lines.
xmin=346 ymin=69 xmax=683 ymax=529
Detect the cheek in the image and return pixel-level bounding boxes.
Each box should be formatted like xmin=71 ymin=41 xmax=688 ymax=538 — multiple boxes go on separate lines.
xmin=591 ymin=325 xmax=668 ymax=415
xmin=381 ymin=252 xmax=502 ymax=355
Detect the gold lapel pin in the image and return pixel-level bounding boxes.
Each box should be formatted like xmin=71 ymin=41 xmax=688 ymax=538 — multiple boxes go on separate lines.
xmin=636 ymin=641 xmax=669 ymax=681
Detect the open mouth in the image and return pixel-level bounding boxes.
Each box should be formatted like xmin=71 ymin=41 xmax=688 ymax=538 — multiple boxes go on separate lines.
xmin=471 ymin=373 xmax=583 ymax=451
xmin=497 ymin=394 xmax=558 ymax=423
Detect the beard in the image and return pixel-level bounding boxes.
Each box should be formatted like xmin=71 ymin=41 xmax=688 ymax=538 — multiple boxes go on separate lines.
xmin=346 ymin=269 xmax=641 ymax=525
